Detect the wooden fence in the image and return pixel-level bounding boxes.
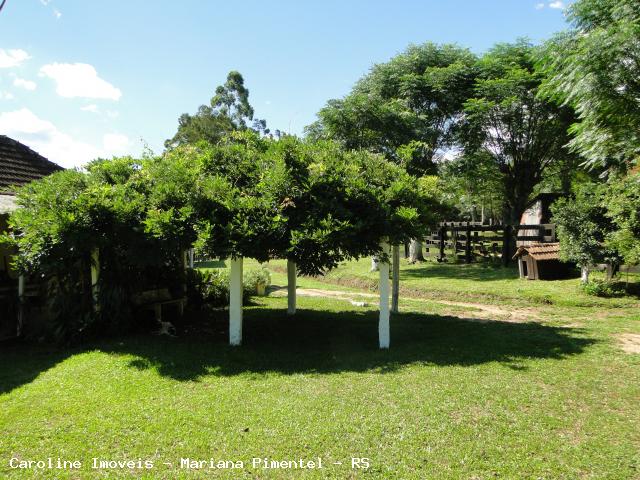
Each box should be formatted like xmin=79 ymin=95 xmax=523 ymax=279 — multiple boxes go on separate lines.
xmin=424 ymin=222 xmax=556 ymax=265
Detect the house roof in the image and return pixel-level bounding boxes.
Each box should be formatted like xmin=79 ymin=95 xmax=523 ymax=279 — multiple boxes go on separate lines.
xmin=512 ymin=242 xmax=561 ymax=261
xmin=0 ymin=135 xmax=63 ymax=194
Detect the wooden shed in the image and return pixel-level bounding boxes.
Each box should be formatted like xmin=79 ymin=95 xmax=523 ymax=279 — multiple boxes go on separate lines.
xmin=512 ymin=242 xmax=571 ymax=280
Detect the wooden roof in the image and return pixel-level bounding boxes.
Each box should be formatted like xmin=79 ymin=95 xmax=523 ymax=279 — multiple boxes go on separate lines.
xmin=512 ymin=242 xmax=560 ymax=261
xmin=0 ymin=135 xmax=63 ymax=193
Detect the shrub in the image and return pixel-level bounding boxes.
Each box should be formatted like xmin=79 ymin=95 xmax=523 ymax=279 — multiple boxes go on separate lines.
xmin=187 ymin=266 xmax=271 ymax=307
xmin=580 ymin=279 xmax=625 ymax=298
xmin=243 ymin=265 xmax=271 ymax=294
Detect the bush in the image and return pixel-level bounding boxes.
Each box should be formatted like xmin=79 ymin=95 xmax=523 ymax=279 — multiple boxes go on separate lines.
xmin=581 ymin=279 xmax=625 ymax=298
xmin=187 ymin=266 xmax=272 ymax=307
xmin=243 ymin=265 xmax=271 ymax=294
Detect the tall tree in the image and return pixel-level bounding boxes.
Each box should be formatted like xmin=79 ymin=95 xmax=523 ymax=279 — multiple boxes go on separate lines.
xmin=165 ymin=71 xmax=268 ymax=149
xmin=307 ymin=43 xmax=478 ymax=176
xmin=538 ymin=0 xmax=640 ymax=171
xmin=307 ymin=43 xmax=476 ymax=261
xmin=462 ymin=41 xmax=576 ymax=225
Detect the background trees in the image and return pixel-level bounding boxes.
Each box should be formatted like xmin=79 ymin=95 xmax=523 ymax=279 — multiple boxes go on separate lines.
xmin=165 ymin=71 xmax=268 ymax=149
xmin=462 ymin=41 xmax=577 ymax=225
xmin=308 ymin=43 xmax=477 ymax=176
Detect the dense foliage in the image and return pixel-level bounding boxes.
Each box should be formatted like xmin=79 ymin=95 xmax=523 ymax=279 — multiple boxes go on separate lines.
xmin=550 ymin=183 xmax=617 ymax=272
xmin=307 ymin=43 xmax=477 ymax=176
xmin=538 ymin=0 xmax=640 ymax=171
xmin=462 ymin=41 xmax=577 ymax=224
xmin=4 ymin=133 xmax=443 ymax=340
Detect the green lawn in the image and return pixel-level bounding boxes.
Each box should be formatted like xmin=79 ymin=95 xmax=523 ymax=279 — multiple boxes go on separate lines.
xmin=1 ymin=260 xmax=639 ymax=479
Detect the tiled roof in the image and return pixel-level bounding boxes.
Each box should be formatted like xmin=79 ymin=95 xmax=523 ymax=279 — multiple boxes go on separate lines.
xmin=512 ymin=242 xmax=560 ymax=261
xmin=0 ymin=135 xmax=63 ymax=193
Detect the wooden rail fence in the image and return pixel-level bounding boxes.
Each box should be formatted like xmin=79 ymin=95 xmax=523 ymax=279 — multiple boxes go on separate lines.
xmin=424 ymin=222 xmax=556 ymax=265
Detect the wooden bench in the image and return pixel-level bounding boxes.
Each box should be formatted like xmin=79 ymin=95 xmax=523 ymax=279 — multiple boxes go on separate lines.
xmin=131 ymin=288 xmax=186 ymax=322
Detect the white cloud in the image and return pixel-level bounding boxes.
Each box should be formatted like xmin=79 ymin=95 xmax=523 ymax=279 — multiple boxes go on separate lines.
xmin=81 ymin=104 xmax=100 ymax=113
xmin=103 ymin=133 xmax=131 ymax=154
xmin=39 ymin=63 xmax=122 ymax=100
xmin=535 ymin=2 xmax=545 ymax=9
xmin=0 ymin=91 xmax=15 ymax=100
xmin=549 ymin=1 xmax=564 ymax=8
xmin=0 ymin=49 xmax=30 ymax=68
xmin=13 ymin=77 xmax=37 ymax=91
xmin=53 ymin=9 xmax=62 ymax=19
xmin=40 ymin=0 xmax=52 ymax=5
xmin=106 ymin=110 xmax=119 ymax=119
xmin=0 ymin=109 xmax=132 ymax=168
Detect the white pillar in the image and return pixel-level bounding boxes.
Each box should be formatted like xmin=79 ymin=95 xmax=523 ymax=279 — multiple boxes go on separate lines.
xmin=287 ymin=259 xmax=296 ymax=315
xmin=391 ymin=244 xmax=400 ymax=313
xmin=91 ymin=248 xmax=100 ymax=310
xmin=580 ymin=265 xmax=590 ymax=284
xmin=17 ymin=274 xmax=25 ymax=337
xmin=379 ymin=241 xmax=391 ymax=349
xmin=229 ymin=256 xmax=243 ymax=346
xmin=188 ymin=249 xmax=194 ymax=268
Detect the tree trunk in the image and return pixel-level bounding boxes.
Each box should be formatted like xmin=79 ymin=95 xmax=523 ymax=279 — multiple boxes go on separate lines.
xmin=370 ymin=256 xmax=379 ymax=272
xmin=580 ymin=266 xmax=590 ymax=284
xmin=408 ymin=239 xmax=424 ymax=263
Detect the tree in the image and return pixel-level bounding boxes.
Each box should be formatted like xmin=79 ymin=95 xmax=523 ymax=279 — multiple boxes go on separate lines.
xmin=438 ymin=150 xmax=504 ymax=223
xmin=308 ymin=43 xmax=477 ymax=176
xmin=462 ymin=40 xmax=577 ymax=225
xmin=538 ymin=0 xmax=640 ymax=171
xmin=606 ymin=172 xmax=640 ymax=266
xmin=550 ymin=183 xmax=617 ymax=282
xmin=165 ymin=71 xmax=268 ymax=149
xmin=307 ymin=43 xmax=476 ymax=260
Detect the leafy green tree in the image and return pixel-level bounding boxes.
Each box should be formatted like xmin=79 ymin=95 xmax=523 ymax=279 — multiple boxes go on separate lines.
xmin=550 ymin=183 xmax=617 ymax=282
xmin=438 ymin=150 xmax=504 ymax=223
xmin=463 ymin=40 xmax=576 ymax=225
xmin=538 ymin=0 xmax=640 ymax=171
xmin=308 ymin=43 xmax=475 ymax=261
xmin=165 ymin=71 xmax=268 ymax=148
xmin=606 ymin=173 xmax=640 ymax=266
xmin=307 ymin=43 xmax=477 ymax=176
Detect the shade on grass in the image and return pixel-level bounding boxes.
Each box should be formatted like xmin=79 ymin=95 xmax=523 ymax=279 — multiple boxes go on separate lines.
xmin=1 ymin=292 xmax=638 ymax=479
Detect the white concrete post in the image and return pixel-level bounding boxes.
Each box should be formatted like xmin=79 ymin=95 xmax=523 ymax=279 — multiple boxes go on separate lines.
xmin=287 ymin=259 xmax=296 ymax=315
xmin=188 ymin=249 xmax=194 ymax=269
xmin=391 ymin=244 xmax=400 ymax=314
xmin=90 ymin=248 xmax=100 ymax=310
xmin=580 ymin=265 xmax=590 ymax=284
xmin=379 ymin=241 xmax=391 ymax=349
xmin=17 ymin=274 xmax=25 ymax=337
xmin=229 ymin=256 xmax=244 ymax=346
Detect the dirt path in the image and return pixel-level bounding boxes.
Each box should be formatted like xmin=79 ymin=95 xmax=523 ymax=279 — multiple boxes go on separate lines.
xmin=617 ymin=333 xmax=640 ymax=354
xmin=269 ymin=286 xmax=539 ymax=323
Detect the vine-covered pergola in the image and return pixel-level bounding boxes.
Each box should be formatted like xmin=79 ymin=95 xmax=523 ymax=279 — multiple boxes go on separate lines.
xmin=6 ymin=132 xmax=441 ymax=348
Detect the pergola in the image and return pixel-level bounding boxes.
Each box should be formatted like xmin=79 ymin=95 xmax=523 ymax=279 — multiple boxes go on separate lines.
xmin=226 ymin=243 xmax=399 ymax=349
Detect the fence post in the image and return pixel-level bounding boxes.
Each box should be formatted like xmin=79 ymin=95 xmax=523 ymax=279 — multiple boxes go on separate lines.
xmin=391 ymin=245 xmax=400 ymax=313
xmin=502 ymin=225 xmax=512 ymax=267
xmin=465 ymin=223 xmax=472 ymax=264
xmin=438 ymin=226 xmax=446 ymax=262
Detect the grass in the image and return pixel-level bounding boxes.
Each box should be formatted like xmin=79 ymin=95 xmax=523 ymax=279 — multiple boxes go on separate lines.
xmin=1 ymin=259 xmax=639 ymax=479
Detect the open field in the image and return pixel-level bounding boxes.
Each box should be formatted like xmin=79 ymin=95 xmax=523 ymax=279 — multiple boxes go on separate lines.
xmin=1 ymin=260 xmax=639 ymax=479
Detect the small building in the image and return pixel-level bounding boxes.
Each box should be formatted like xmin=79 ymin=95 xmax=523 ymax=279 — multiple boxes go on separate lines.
xmin=512 ymin=242 xmax=572 ymax=280
xmin=0 ymin=135 xmax=63 ymax=339
xmin=517 ymin=193 xmax=562 ymax=247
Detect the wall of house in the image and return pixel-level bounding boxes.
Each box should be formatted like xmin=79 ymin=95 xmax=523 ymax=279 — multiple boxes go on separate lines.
xmin=0 ymin=214 xmax=18 ymax=282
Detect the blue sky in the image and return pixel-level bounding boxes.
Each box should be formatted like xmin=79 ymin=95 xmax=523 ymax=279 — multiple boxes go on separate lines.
xmin=0 ymin=0 xmax=570 ymax=168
